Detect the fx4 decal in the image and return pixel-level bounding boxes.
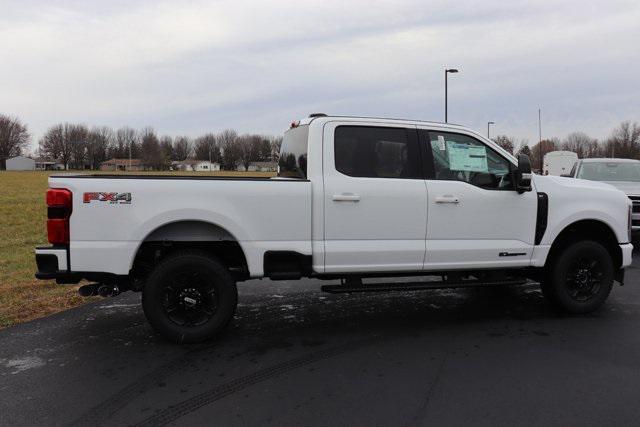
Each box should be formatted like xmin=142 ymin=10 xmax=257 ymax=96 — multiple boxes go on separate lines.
xmin=83 ymin=192 xmax=132 ymax=204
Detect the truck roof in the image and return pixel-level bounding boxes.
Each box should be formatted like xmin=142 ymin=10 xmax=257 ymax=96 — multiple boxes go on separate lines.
xmin=297 ymin=114 xmax=467 ymax=131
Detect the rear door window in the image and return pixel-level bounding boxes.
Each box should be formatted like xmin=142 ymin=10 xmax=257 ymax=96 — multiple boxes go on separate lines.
xmin=334 ymin=126 xmax=420 ymax=179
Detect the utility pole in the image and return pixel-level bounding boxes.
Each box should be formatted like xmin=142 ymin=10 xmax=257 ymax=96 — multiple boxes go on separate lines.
xmin=538 ymin=108 xmax=542 ymax=173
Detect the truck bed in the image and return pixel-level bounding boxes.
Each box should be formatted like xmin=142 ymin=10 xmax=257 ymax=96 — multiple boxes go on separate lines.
xmin=48 ymin=174 xmax=312 ymax=278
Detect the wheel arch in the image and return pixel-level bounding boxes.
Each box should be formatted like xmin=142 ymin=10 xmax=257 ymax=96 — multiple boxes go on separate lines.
xmin=545 ymin=219 xmax=622 ymax=269
xmin=130 ymin=219 xmax=250 ymax=283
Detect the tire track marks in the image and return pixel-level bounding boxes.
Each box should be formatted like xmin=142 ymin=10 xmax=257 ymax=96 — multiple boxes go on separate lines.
xmin=134 ymin=337 xmax=379 ymax=426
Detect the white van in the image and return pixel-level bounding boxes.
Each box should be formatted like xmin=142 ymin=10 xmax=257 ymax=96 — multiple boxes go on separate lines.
xmin=543 ymin=151 xmax=578 ymax=176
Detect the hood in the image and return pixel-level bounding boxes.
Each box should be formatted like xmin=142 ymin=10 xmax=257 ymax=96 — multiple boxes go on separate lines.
xmin=533 ymin=175 xmax=621 ymax=193
xmin=598 ymin=181 xmax=640 ymax=195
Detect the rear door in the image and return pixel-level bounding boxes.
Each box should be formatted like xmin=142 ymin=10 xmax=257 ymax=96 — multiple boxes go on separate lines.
xmin=323 ymin=122 xmax=428 ymax=273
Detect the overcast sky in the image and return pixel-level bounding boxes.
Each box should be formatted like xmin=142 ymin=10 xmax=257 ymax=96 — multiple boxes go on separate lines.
xmin=2 ymin=0 xmax=639 ymax=151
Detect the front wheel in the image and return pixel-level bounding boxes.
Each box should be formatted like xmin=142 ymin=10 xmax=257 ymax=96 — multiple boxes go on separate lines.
xmin=542 ymin=240 xmax=614 ymax=313
xmin=142 ymin=251 xmax=238 ymax=343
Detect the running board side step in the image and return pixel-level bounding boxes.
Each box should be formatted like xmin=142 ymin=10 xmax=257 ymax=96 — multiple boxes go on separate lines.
xmin=321 ymin=279 xmax=528 ymax=294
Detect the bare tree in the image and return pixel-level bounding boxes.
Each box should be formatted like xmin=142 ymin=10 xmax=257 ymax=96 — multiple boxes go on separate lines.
xmin=173 ymin=136 xmax=192 ymax=161
xmin=218 ymin=129 xmax=239 ymax=170
xmin=492 ymin=135 xmax=515 ymax=154
xmin=115 ymin=127 xmax=139 ymax=160
xmin=257 ymin=137 xmax=272 ymax=161
xmin=270 ymin=136 xmax=283 ymax=162
xmin=0 ymin=114 xmax=30 ymax=164
xmin=530 ymin=138 xmax=559 ymax=171
xmin=68 ymin=124 xmax=89 ymax=169
xmin=39 ymin=123 xmax=81 ymax=169
xmin=87 ymin=126 xmax=113 ymax=169
xmin=140 ymin=128 xmax=165 ymax=170
xmin=236 ymin=134 xmax=262 ymax=171
xmin=160 ymin=135 xmax=174 ymax=164
xmin=604 ymin=121 xmax=640 ymax=159
xmin=561 ymin=132 xmax=598 ymax=159
xmin=194 ymin=133 xmax=220 ymax=162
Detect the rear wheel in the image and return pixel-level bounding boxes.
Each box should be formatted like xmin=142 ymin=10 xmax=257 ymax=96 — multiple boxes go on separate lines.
xmin=142 ymin=251 xmax=237 ymax=343
xmin=542 ymin=240 xmax=614 ymax=313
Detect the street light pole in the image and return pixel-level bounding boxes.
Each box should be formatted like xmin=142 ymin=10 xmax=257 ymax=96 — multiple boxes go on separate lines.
xmin=538 ymin=108 xmax=543 ymax=173
xmin=487 ymin=121 xmax=495 ymax=139
xmin=444 ymin=68 xmax=459 ymax=123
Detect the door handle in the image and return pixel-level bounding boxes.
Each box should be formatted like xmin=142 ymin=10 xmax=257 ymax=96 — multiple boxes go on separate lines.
xmin=332 ymin=193 xmax=360 ymax=202
xmin=435 ymin=195 xmax=460 ymax=204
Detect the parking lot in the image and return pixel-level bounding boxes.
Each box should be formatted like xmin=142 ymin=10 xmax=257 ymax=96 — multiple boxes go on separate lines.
xmin=2 ymin=252 xmax=640 ymax=426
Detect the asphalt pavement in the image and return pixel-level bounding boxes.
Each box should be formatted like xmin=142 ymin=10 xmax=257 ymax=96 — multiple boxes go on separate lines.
xmin=2 ymin=255 xmax=640 ymax=426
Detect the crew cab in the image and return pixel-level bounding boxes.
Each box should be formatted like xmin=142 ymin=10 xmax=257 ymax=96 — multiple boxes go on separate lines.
xmin=35 ymin=115 xmax=634 ymax=343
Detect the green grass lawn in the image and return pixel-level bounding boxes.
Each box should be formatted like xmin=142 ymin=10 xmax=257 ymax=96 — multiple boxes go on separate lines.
xmin=0 ymin=169 xmax=274 ymax=328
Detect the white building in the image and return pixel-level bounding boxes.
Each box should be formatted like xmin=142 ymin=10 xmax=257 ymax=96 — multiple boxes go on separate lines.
xmin=6 ymin=156 xmax=36 ymax=171
xmin=247 ymin=161 xmax=278 ymax=172
xmin=172 ymin=160 xmax=220 ymax=172
xmin=35 ymin=158 xmax=65 ymax=171
xmin=193 ymin=161 xmax=220 ymax=172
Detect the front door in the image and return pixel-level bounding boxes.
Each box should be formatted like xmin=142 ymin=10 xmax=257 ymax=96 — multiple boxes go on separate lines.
xmin=323 ymin=122 xmax=428 ymax=273
xmin=419 ymin=128 xmax=538 ymax=270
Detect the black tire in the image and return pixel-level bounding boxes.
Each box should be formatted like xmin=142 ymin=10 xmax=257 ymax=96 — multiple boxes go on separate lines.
xmin=542 ymin=240 xmax=614 ymax=314
xmin=142 ymin=251 xmax=237 ymax=343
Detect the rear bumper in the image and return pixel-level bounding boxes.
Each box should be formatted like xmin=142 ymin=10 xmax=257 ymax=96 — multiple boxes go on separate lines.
xmin=35 ymin=246 xmax=124 ymax=284
xmin=34 ymin=246 xmax=73 ymax=282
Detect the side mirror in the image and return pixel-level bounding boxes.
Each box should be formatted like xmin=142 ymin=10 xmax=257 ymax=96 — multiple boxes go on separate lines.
xmin=514 ymin=154 xmax=532 ymax=193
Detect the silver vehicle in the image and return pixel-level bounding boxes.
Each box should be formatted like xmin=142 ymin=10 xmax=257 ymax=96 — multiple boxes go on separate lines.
xmin=567 ymin=158 xmax=640 ymax=233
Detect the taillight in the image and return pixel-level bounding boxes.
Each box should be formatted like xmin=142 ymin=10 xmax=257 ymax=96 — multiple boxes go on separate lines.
xmin=46 ymin=188 xmax=72 ymax=245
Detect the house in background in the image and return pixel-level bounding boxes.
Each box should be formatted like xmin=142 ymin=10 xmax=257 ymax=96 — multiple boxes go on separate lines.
xmin=241 ymin=161 xmax=277 ymax=172
xmin=100 ymin=158 xmax=144 ymax=171
xmin=35 ymin=158 xmax=65 ymax=170
xmin=193 ymin=161 xmax=220 ymax=172
xmin=171 ymin=160 xmax=220 ymax=172
xmin=5 ymin=156 xmax=36 ymax=170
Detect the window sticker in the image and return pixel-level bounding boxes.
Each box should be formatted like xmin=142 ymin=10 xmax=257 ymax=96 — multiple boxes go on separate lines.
xmin=437 ymin=135 xmax=446 ymax=150
xmin=447 ymin=142 xmax=488 ymax=172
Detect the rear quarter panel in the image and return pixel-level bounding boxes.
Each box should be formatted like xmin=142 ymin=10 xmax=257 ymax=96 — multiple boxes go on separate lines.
xmin=50 ymin=176 xmax=312 ymax=277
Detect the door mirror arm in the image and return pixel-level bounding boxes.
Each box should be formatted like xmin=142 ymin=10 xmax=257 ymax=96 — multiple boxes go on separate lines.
xmin=514 ymin=154 xmax=533 ymax=193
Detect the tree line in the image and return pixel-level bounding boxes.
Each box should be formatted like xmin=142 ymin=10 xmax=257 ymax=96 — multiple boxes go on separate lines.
xmin=37 ymin=125 xmax=283 ymax=170
xmin=2 ymin=113 xmax=639 ymax=171
xmin=492 ymin=121 xmax=640 ymax=170
xmin=0 ymin=114 xmax=282 ymax=170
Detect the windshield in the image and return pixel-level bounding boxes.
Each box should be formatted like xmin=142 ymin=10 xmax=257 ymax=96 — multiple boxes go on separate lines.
xmin=278 ymin=125 xmax=309 ymax=179
xmin=577 ymin=162 xmax=640 ymax=182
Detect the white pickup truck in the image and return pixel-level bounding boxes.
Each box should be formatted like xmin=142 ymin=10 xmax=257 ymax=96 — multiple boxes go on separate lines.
xmin=35 ymin=115 xmax=634 ymax=342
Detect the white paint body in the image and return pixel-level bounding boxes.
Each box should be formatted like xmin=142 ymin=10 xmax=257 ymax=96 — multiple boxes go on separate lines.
xmin=38 ymin=117 xmax=633 ymax=278
xmin=543 ymin=151 xmax=578 ymax=176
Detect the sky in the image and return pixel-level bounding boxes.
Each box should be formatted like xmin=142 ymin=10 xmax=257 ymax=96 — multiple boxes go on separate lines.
xmin=1 ymin=0 xmax=639 ymax=152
